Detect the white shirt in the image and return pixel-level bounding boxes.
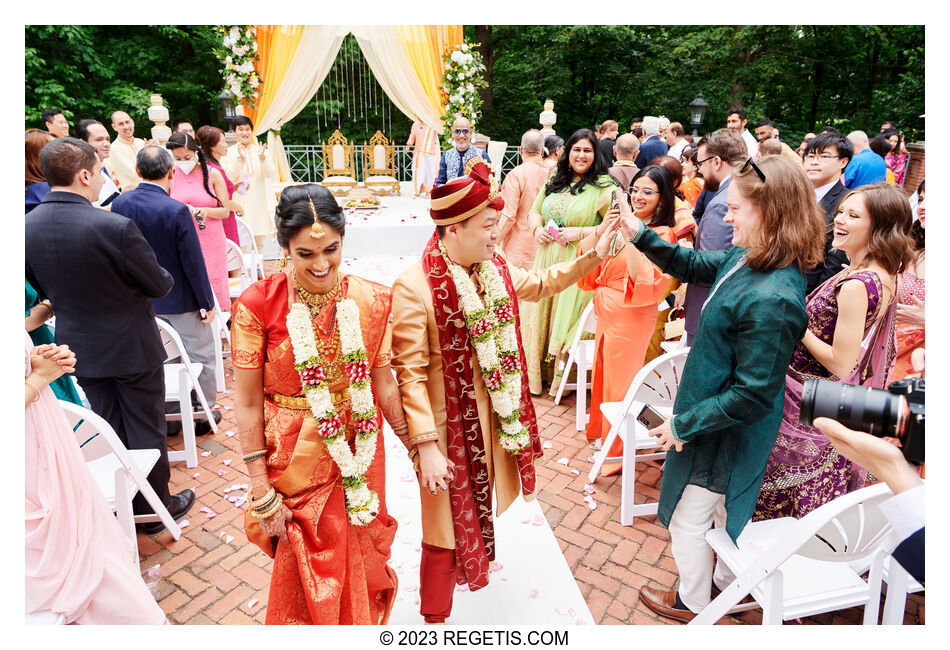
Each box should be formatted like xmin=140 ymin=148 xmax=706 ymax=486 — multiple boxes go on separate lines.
xmin=667 ymin=139 xmax=688 ymax=162
xmin=95 ymin=165 xmax=121 ymax=208
xmin=740 ymin=130 xmax=758 ymax=158
xmin=878 ymin=484 xmax=924 ymax=542
xmin=813 ymin=178 xmax=839 ymax=203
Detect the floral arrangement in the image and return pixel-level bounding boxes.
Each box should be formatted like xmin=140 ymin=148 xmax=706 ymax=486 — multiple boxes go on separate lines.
xmin=440 ymin=42 xmax=487 ymax=148
xmin=216 ymin=25 xmax=261 ymax=108
xmin=286 ymin=299 xmax=380 ymax=525
xmin=438 ymin=240 xmax=530 ymax=453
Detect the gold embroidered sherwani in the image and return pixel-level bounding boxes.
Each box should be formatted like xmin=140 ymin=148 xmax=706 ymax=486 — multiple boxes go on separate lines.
xmin=109 ymin=137 xmax=145 ymax=191
xmin=390 ymin=247 xmax=603 ymax=549
xmin=221 ymin=142 xmax=278 ymax=238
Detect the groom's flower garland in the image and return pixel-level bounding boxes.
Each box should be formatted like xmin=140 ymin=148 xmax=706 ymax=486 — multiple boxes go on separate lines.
xmin=286 ymin=299 xmax=380 ymax=525
xmin=438 ymin=240 xmax=530 ymax=453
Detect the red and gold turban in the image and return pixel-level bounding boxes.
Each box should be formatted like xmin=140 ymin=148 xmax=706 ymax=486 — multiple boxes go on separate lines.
xmin=429 ymin=159 xmax=505 ymax=226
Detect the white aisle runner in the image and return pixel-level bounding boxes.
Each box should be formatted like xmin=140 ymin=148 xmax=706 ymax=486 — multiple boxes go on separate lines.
xmin=382 ymin=424 xmax=594 ymax=625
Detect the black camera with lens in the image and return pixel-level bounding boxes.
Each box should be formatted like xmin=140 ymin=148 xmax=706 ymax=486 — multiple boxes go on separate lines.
xmin=799 ymin=378 xmax=924 ymax=466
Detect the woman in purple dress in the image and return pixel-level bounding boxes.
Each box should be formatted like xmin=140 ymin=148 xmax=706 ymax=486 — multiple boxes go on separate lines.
xmin=755 ymin=184 xmax=914 ymax=520
xmin=197 ymin=125 xmax=242 ymax=245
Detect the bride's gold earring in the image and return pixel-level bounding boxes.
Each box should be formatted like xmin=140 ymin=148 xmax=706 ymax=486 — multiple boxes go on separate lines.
xmin=279 ymin=250 xmax=288 ymax=269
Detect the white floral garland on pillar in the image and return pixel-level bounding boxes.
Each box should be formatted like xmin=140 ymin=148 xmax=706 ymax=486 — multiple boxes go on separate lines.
xmin=437 ymin=240 xmax=530 ymax=453
xmin=286 ymin=299 xmax=380 ymax=525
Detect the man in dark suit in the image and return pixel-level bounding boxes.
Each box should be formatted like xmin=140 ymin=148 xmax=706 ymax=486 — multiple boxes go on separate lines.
xmin=802 ymin=132 xmax=854 ymax=293
xmin=634 ymin=116 xmax=669 ymax=168
xmin=683 ymin=129 xmax=747 ymax=345
xmin=26 ymin=137 xmax=194 ymax=533
xmin=111 ymin=147 xmax=221 ymax=435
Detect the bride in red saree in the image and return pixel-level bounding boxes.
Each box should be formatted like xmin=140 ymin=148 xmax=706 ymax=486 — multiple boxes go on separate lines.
xmin=231 ymin=184 xmax=408 ymax=624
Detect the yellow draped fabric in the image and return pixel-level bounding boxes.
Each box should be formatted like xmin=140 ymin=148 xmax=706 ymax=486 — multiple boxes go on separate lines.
xmin=395 ymin=26 xmax=463 ymax=125
xmin=237 ymin=25 xmax=462 ymax=181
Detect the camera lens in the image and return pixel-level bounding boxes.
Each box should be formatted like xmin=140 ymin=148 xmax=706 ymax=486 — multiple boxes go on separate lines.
xmin=800 ymin=380 xmax=903 ymax=437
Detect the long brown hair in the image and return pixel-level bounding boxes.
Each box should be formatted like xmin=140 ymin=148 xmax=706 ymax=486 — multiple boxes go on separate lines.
xmin=196 ymin=125 xmax=226 ymax=165
xmin=25 ymin=128 xmax=53 ymax=189
xmin=732 ymin=155 xmax=825 ymax=272
xmin=839 ymin=184 xmax=915 ymax=275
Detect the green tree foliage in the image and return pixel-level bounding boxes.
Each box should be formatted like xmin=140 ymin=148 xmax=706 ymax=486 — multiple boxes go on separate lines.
xmin=26 ymin=25 xmax=923 ymax=149
xmin=26 ymin=25 xmax=225 ymax=138
xmin=477 ymin=25 xmax=923 ymax=147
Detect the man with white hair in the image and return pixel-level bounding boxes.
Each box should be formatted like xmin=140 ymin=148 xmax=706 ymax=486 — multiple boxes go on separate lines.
xmin=658 ymin=116 xmax=670 ymax=140
xmin=497 ymin=129 xmax=551 ymax=269
xmin=843 ymin=130 xmax=887 ymax=188
xmin=634 ymin=115 xmax=669 ymax=167
xmin=435 ymin=115 xmax=491 ymax=187
xmin=608 ymin=133 xmax=640 ymax=192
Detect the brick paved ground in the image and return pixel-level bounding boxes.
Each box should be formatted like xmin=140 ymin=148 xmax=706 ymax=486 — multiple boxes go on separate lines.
xmin=137 ymin=262 xmax=924 ymax=625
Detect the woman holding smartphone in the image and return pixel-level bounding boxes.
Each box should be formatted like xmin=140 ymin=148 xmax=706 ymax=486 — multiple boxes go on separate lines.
xmin=617 ymin=154 xmax=825 ymax=622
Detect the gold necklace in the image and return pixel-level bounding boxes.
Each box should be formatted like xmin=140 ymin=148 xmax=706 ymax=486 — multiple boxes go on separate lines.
xmin=292 ymin=269 xmax=342 ymax=312
xmin=291 ymin=269 xmax=345 ymax=387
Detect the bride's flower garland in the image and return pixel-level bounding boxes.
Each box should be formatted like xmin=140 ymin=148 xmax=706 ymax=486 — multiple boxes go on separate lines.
xmin=438 ymin=240 xmax=530 ymax=453
xmin=286 ymin=299 xmax=380 ymax=525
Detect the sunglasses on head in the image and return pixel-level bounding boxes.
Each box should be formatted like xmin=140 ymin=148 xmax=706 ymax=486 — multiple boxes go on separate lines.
xmin=454 ymin=129 xmax=470 ymax=135
xmin=741 ymin=157 xmax=766 ymax=182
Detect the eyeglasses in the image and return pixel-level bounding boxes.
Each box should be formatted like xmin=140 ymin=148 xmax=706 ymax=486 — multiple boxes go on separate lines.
xmin=803 ymin=153 xmax=841 ymax=162
xmin=454 ymin=129 xmax=470 ymax=135
xmin=695 ymin=154 xmax=718 ymax=166
xmin=741 ymin=157 xmax=766 ymax=182
xmin=629 ymin=186 xmax=658 ymax=197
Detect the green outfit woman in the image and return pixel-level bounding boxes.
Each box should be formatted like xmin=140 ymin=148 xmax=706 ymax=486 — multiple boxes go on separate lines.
xmin=26 ymin=279 xmax=82 ymax=405
xmin=522 ymin=129 xmax=616 ymax=395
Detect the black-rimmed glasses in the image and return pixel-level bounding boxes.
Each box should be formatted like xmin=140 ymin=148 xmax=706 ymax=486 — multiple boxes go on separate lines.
xmin=741 ymin=157 xmax=766 ymax=182
xmin=695 ymin=154 xmax=718 ymax=166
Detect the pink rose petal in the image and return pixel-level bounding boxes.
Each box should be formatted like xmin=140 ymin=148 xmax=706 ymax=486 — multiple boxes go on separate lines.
xmin=201 ymin=451 xmax=212 ymax=457
xmin=530 ymin=588 xmax=539 ymax=597
xmin=583 ymin=484 xmax=596 ymax=494
xmin=223 ymin=459 xmax=232 ymax=466
xmin=179 ymin=519 xmax=189 ymax=529
xmin=532 ymin=514 xmax=545 ymax=526
xmin=218 ymin=469 xmax=227 ymax=476
xmin=556 ymin=457 xmax=570 ymax=466
xmin=570 ymin=469 xmax=580 ymax=476
xmin=542 ymin=440 xmax=553 ymax=449
xmin=491 ymin=562 xmax=503 ymax=572
xmin=192 ymin=472 xmax=201 ymax=478
xmin=577 ymin=619 xmax=587 ymax=625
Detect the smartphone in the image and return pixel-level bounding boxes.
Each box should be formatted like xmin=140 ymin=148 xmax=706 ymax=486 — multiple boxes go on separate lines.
xmin=637 ymin=403 xmax=667 ymax=430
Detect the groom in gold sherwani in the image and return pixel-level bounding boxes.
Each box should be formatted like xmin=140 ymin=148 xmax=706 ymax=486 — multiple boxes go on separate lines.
xmin=390 ymin=160 xmax=618 ymax=623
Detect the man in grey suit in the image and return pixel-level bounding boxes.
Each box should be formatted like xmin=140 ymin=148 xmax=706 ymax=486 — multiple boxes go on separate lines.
xmin=684 ymin=129 xmax=748 ymax=344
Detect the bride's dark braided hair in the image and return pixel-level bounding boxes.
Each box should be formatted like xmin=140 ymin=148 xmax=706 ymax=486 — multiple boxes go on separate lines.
xmin=166 ymin=131 xmax=220 ymax=205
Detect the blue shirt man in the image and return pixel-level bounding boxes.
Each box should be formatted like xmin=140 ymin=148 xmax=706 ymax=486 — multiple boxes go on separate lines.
xmin=844 ymin=135 xmax=887 ymax=188
xmin=435 ymin=116 xmax=491 ymax=187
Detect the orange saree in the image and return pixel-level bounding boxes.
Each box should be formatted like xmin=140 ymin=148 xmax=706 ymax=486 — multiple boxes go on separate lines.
xmin=578 ymin=227 xmax=675 ymax=463
xmin=231 ymin=272 xmax=397 ymax=625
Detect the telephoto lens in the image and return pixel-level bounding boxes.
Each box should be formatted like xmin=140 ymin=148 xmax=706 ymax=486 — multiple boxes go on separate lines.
xmin=799 ymin=380 xmax=904 ymax=437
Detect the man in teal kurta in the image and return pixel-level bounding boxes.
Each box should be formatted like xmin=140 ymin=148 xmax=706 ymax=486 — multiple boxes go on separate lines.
xmin=621 ymin=213 xmax=808 ymax=622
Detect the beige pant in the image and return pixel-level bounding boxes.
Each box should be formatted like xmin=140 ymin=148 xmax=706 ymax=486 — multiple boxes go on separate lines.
xmin=668 ymin=484 xmax=738 ymax=612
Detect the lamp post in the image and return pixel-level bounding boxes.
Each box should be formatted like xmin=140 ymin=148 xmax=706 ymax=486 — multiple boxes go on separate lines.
xmin=688 ymin=92 xmax=709 ymax=138
xmin=219 ymin=90 xmax=237 ymax=144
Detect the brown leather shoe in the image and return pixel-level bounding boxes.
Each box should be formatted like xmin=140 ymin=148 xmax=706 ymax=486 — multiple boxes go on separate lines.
xmin=639 ymin=585 xmax=696 ymax=623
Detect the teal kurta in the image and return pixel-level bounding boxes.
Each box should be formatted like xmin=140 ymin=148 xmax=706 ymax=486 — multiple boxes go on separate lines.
xmin=26 ymin=279 xmax=82 ymax=405
xmin=631 ymin=227 xmax=808 ymax=542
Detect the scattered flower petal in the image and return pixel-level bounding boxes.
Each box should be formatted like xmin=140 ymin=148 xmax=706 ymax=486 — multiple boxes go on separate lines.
xmin=223 ymin=459 xmax=232 ymax=466
xmin=530 ymin=588 xmax=539 ymax=597
xmin=247 ymin=598 xmax=259 ymax=608
xmin=226 ymin=431 xmax=235 ymax=437
xmin=583 ymin=484 xmax=596 ymax=494
xmin=218 ymin=469 xmax=228 ymax=476
xmin=403 ymin=585 xmax=419 ymax=592
xmin=570 ymin=469 xmax=580 ymax=476
xmin=557 ymin=457 xmax=570 ymax=466
xmin=577 ymin=619 xmax=587 ymax=625
xmin=491 ymin=562 xmax=503 ymax=572
xmin=179 ymin=520 xmax=189 ymax=529
xmin=532 ymin=514 xmax=545 ymax=526
xmin=192 ymin=472 xmax=201 ymax=478
xmin=225 ymin=535 xmax=235 ymax=544
xmin=201 ymin=451 xmax=212 ymax=457
xmin=542 ymin=440 xmax=553 ymax=449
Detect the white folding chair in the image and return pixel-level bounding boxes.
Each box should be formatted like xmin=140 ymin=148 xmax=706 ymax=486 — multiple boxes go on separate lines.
xmin=692 ymin=482 xmax=898 ymax=625
xmin=235 ymin=216 xmax=265 ymax=280
xmin=61 ymin=401 xmax=183 ymax=569
xmin=227 ymin=238 xmax=254 ymax=300
xmin=210 ymin=292 xmax=231 ymax=393
xmin=848 ymin=534 xmax=925 ymax=624
xmin=155 ymin=318 xmax=217 ymax=468
xmin=660 ymin=337 xmax=686 ymax=354
xmin=552 ymin=302 xmax=597 ymax=430
xmin=588 ymin=347 xmax=689 ymax=524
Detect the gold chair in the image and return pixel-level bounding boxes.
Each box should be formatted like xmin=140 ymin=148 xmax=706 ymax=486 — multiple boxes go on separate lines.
xmin=320 ymin=130 xmax=358 ymax=196
xmin=362 ymin=130 xmax=400 ymax=196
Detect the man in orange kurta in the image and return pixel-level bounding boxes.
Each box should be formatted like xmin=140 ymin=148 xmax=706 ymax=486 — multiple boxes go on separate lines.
xmin=390 ymin=160 xmax=616 ymax=623
xmin=497 ymin=130 xmax=551 ymax=269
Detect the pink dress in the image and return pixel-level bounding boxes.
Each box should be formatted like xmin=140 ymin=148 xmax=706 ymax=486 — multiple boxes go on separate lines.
xmin=25 ymin=334 xmax=166 ymax=624
xmin=170 ymin=165 xmax=231 ymax=311
xmin=209 ymin=159 xmax=241 ymax=245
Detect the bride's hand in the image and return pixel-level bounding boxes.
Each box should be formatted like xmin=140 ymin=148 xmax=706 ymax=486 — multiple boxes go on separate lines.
xmin=259 ymin=501 xmax=293 ymax=545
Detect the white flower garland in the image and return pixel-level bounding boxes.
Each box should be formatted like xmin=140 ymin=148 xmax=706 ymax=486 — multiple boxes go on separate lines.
xmin=216 ymin=25 xmax=261 ymax=106
xmin=440 ymin=41 xmax=486 ymax=147
xmin=286 ymin=299 xmax=380 ymax=526
xmin=438 ymin=241 xmax=530 ymax=453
